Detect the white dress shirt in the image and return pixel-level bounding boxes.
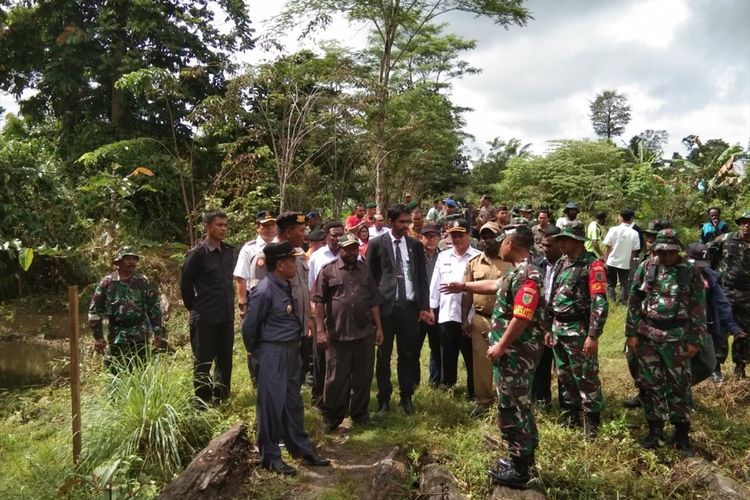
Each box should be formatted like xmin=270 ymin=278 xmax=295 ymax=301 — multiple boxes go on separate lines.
xmin=391 ymin=231 xmax=415 ymax=301
xmin=369 ymin=225 xmax=388 ymax=238
xmin=603 ymin=223 xmax=641 ymax=269
xmin=308 ymin=246 xmax=338 ymax=289
xmin=429 ymin=245 xmax=481 ymax=323
xmin=233 ymin=236 xmax=268 ymax=288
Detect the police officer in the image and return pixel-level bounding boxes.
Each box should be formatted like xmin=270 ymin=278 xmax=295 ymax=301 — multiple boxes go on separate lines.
xmin=708 ymin=210 xmax=750 ymax=379
xmin=626 ymin=229 xmax=707 ymax=456
xmin=88 ymin=246 xmax=165 ymax=370
xmin=462 ymin=221 xmax=510 ymax=417
xmin=234 ymin=211 xmax=277 ymax=318
xmin=242 ymin=242 xmax=330 ymax=476
xmin=544 ymin=222 xmax=609 ymax=436
xmin=441 ymin=224 xmax=544 ymax=488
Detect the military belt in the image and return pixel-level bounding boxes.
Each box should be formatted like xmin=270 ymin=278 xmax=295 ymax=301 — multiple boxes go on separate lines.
xmin=553 ymin=312 xmax=586 ymax=323
xmin=646 ymin=317 xmax=688 ymax=330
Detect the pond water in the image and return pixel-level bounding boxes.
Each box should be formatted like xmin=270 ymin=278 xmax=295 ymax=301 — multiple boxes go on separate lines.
xmin=0 ymin=311 xmax=85 ymax=389
xmin=0 ymin=341 xmax=67 ymax=388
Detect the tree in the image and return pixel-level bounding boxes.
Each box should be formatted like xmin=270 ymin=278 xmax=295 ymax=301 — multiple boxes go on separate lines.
xmin=589 ymin=90 xmax=631 ymax=140
xmin=0 ymin=0 xmax=254 ymax=160
xmin=469 ymin=137 xmax=531 ymax=192
xmin=628 ymin=129 xmax=668 ymax=160
xmin=275 ymin=0 xmax=532 ymax=211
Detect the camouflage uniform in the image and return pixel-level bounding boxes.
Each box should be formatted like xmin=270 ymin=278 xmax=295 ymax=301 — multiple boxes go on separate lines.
xmin=626 ymin=232 xmax=707 ymax=425
xmin=546 ymin=247 xmax=608 ymax=418
xmin=489 ymin=259 xmax=544 ymax=459
xmin=708 ymin=222 xmax=750 ymax=370
xmin=88 ymin=249 xmax=164 ymax=367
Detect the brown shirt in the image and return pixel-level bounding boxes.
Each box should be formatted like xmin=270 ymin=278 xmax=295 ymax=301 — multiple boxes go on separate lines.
xmin=312 ymin=255 xmax=381 ymax=341
xmin=464 ymin=252 xmax=510 ymax=318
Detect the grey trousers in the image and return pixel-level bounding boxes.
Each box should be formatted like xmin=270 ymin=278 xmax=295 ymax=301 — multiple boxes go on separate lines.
xmin=255 ymin=342 xmax=314 ymax=463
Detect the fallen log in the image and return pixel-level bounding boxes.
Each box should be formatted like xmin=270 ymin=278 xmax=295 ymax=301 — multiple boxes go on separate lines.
xmin=159 ymin=422 xmax=257 ymax=500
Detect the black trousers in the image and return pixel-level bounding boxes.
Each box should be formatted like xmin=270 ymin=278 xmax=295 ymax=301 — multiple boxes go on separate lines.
xmin=606 ymin=265 xmax=630 ymax=304
xmin=377 ymin=301 xmax=421 ymax=404
xmin=531 ymin=345 xmax=564 ymax=406
xmin=190 ymin=321 xmax=234 ymax=404
xmin=439 ymin=321 xmax=474 ymax=399
xmin=418 ymin=308 xmax=441 ymax=386
xmin=299 ymin=335 xmax=326 ymax=404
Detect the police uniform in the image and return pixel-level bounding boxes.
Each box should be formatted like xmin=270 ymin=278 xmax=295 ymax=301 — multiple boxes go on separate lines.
xmin=234 ymin=211 xmax=275 ymax=293
xmin=463 ymin=222 xmax=510 ymax=410
xmin=627 ymin=229 xmax=707 ymax=455
xmin=88 ymin=247 xmax=164 ymax=369
xmin=241 ymin=242 xmax=329 ymax=475
xmin=546 ymin=222 xmax=609 ymax=433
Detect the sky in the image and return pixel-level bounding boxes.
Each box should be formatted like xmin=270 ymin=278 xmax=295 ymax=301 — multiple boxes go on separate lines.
xmin=2 ymin=0 xmax=748 ymax=159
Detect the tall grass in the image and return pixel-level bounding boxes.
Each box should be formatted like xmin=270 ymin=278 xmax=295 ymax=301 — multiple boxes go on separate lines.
xmin=81 ymin=350 xmax=216 ymax=482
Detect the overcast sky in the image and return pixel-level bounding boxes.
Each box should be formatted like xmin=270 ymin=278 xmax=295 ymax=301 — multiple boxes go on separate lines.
xmin=2 ymin=0 xmax=748 ymax=158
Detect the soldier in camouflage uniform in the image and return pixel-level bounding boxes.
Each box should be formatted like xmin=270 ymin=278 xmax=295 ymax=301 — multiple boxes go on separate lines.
xmin=441 ymin=224 xmax=543 ymax=488
xmin=708 ymin=210 xmax=750 ymax=379
xmin=624 ymin=219 xmax=672 ymax=409
xmin=626 ymin=229 xmax=706 ymax=456
xmin=544 ymin=222 xmax=608 ymax=436
xmin=89 ymin=247 xmax=165 ymax=371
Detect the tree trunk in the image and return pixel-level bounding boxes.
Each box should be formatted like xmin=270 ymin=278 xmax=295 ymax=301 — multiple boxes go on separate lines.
xmin=158 ymin=422 xmax=257 ymax=500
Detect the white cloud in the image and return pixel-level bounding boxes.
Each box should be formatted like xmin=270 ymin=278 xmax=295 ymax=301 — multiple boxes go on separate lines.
xmin=603 ymin=0 xmax=689 ymax=48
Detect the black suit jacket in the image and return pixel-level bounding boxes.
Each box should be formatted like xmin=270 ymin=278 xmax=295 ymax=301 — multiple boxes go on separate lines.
xmin=366 ymin=232 xmax=429 ymax=317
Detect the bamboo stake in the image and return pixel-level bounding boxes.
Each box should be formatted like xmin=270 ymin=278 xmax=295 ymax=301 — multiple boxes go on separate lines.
xmin=68 ymin=285 xmax=81 ymax=465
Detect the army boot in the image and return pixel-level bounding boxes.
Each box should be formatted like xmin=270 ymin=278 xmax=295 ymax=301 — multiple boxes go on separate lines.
xmin=584 ymin=412 xmax=601 ymax=439
xmin=672 ymin=422 xmax=695 ymax=457
xmin=488 ymin=453 xmax=533 ymax=488
xmin=734 ymin=363 xmax=747 ymax=379
xmin=559 ymin=409 xmax=581 ymax=429
xmin=640 ymin=419 xmax=665 ymax=449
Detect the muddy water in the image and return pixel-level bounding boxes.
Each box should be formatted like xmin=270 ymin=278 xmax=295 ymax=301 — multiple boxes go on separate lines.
xmin=0 ymin=311 xmax=85 ymax=389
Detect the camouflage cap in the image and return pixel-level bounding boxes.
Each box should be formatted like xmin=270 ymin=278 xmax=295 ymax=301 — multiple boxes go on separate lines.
xmin=520 ymin=204 xmax=533 ymax=212
xmin=552 ymin=221 xmax=587 ymax=241
xmin=113 ymin=246 xmax=139 ymax=263
xmin=653 ymin=228 xmax=682 ymax=252
xmin=735 ymin=211 xmax=750 ymax=224
xmin=642 ymin=219 xmax=673 ymax=235
xmin=338 ymin=233 xmax=360 ymax=248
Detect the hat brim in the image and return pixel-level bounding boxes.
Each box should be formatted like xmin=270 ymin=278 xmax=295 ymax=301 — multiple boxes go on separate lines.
xmin=653 ymin=243 xmax=681 ymax=252
xmin=339 ymin=241 xmax=359 ymax=248
xmin=447 ymin=227 xmax=468 ymax=233
xmin=551 ymin=233 xmax=587 ymax=242
xmin=691 ymin=259 xmax=710 ymax=268
xmin=736 ymin=216 xmax=750 ymax=224
xmin=258 ymin=218 xmax=276 ymax=224
xmin=114 ymin=254 xmax=140 ymax=262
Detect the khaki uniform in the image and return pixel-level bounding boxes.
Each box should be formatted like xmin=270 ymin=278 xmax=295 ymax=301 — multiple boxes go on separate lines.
xmin=464 ymin=253 xmax=511 ymax=406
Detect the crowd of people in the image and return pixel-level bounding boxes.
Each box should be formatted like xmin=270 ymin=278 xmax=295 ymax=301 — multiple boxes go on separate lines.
xmin=87 ymin=197 xmax=749 ymax=487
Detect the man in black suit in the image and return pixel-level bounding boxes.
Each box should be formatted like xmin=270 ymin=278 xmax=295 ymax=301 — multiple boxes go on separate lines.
xmin=367 ymin=204 xmax=432 ymax=415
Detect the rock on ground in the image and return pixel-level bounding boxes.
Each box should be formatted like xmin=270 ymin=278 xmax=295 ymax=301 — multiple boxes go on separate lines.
xmin=486 ymin=485 xmax=547 ymax=500
xmin=370 ymin=447 xmax=409 ymax=500
xmin=669 ymin=457 xmax=750 ymax=500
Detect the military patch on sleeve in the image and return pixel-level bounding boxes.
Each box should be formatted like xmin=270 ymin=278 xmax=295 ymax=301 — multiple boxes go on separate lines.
xmin=589 ymin=260 xmax=607 ymax=295
xmin=257 ymin=257 xmax=265 ymax=268
xmin=513 ymin=279 xmax=538 ymax=320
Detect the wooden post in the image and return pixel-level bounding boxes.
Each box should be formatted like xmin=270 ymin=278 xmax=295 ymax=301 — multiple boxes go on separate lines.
xmin=68 ymin=285 xmax=82 ymax=465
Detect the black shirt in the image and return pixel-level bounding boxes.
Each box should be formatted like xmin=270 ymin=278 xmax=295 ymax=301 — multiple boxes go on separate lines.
xmin=180 ymin=240 xmax=235 ymax=325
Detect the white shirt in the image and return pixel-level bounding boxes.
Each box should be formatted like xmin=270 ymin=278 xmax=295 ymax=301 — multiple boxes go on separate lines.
xmin=429 ymin=245 xmax=481 ymax=323
xmin=233 ymin=236 xmax=268 ymax=287
xmin=308 ymin=246 xmax=338 ymax=289
xmin=556 ymin=216 xmax=577 ymax=228
xmin=603 ymin=223 xmax=641 ymax=269
xmin=426 ymin=206 xmax=440 ymax=222
xmin=369 ymin=225 xmax=388 ymax=238
xmin=391 ymin=231 xmax=415 ymax=301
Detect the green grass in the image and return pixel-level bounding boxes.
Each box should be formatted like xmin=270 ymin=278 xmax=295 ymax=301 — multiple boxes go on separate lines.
xmin=1 ymin=303 xmax=748 ymax=498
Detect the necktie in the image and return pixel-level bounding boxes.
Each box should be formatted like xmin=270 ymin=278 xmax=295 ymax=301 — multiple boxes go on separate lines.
xmin=394 ymin=239 xmax=407 ymax=301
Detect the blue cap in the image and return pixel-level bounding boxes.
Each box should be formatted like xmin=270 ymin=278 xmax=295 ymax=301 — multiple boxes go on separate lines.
xmin=444 ymin=199 xmax=457 ymax=208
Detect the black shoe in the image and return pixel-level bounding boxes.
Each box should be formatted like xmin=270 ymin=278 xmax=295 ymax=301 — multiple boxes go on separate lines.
xmin=640 ymin=420 xmax=665 ymax=449
xmin=400 ymin=396 xmax=415 ymax=415
xmin=585 ymin=412 xmax=601 ymax=439
xmin=301 ymin=452 xmax=331 ymax=466
xmin=672 ymin=422 xmax=695 ymax=457
xmin=262 ymin=459 xmax=297 ymax=476
xmin=487 ymin=454 xmax=533 ymax=488
xmin=375 ymin=401 xmax=390 ymax=416
xmin=734 ymin=363 xmax=747 ymax=379
xmin=623 ymin=395 xmax=642 ymax=409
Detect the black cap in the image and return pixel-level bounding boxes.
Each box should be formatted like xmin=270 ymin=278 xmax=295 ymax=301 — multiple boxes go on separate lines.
xmin=420 ymin=224 xmax=441 ymax=235
xmin=307 ymin=229 xmax=326 ymax=242
xmin=256 ymin=211 xmax=276 ymax=224
xmin=263 ymin=241 xmax=302 ymax=262
xmin=276 ymin=211 xmax=306 ymax=230
xmin=686 ymin=242 xmax=710 ymax=268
